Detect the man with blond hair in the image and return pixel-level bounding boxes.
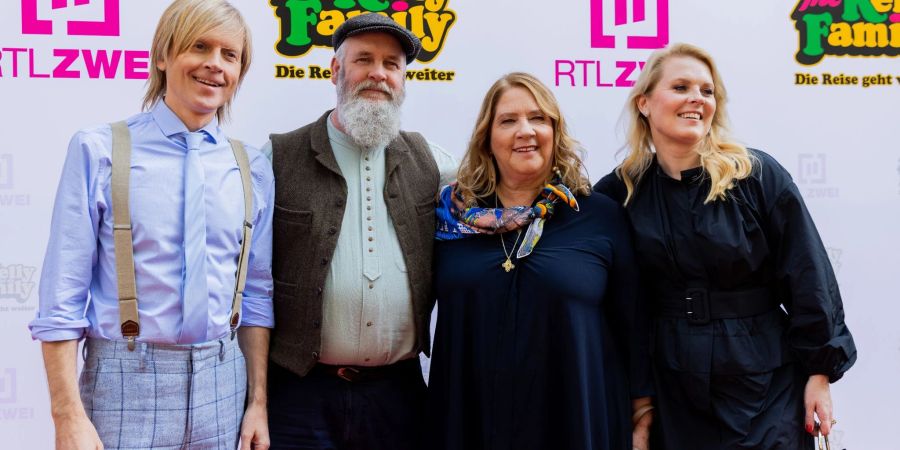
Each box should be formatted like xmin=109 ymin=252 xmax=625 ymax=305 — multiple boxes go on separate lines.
xmin=30 ymin=1 xmax=273 ymax=448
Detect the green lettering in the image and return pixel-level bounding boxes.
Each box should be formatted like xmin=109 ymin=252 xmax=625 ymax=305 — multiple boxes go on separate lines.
xmin=359 ymin=0 xmax=390 ymax=11
xmin=334 ymin=0 xmax=356 ymax=9
xmin=802 ymin=12 xmax=833 ymax=57
xmin=284 ymin=0 xmax=322 ymax=47
xmin=841 ymin=0 xmax=888 ymax=23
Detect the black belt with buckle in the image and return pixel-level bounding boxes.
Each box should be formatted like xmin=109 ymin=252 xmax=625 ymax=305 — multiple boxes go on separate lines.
xmin=655 ymin=287 xmax=779 ymax=325
xmin=311 ymin=357 xmax=419 ymax=383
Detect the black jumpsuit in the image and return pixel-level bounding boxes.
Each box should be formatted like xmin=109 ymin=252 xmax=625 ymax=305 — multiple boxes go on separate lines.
xmin=594 ymin=149 xmax=856 ymax=449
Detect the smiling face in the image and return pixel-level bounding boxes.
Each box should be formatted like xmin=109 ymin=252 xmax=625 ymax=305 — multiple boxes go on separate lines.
xmin=489 ymin=86 xmax=555 ymax=189
xmin=638 ymin=55 xmax=716 ymax=155
xmin=157 ymin=25 xmax=243 ymax=129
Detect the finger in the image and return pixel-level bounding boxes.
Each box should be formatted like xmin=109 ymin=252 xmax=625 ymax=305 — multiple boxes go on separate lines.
xmin=819 ymin=408 xmax=833 ymax=435
xmin=240 ymin=433 xmax=251 ymax=450
xmin=804 ymin=403 xmax=816 ymax=435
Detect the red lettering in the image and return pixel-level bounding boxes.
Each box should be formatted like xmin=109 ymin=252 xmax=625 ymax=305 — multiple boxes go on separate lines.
xmin=52 ymin=49 xmax=80 ymax=79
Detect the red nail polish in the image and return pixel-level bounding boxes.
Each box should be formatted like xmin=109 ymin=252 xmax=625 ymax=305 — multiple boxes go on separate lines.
xmin=806 ymin=424 xmax=814 ymax=434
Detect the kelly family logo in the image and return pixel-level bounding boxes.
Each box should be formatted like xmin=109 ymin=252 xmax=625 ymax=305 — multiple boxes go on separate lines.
xmin=797 ymin=153 xmax=840 ymax=198
xmin=2 ymin=0 xmax=148 ymax=80
xmin=270 ymin=0 xmax=457 ymax=82
xmin=556 ymin=0 xmax=668 ymax=88
xmin=792 ymin=0 xmax=900 ymax=65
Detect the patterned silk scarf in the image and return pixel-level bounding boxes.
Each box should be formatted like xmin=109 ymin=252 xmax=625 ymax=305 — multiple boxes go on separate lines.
xmin=435 ymin=178 xmax=580 ymax=258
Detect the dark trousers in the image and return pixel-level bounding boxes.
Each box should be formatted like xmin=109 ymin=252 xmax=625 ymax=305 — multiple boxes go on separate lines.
xmin=268 ymin=358 xmax=426 ymax=450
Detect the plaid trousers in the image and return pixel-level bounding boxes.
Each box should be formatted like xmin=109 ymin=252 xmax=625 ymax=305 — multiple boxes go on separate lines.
xmin=79 ymin=337 xmax=247 ymax=449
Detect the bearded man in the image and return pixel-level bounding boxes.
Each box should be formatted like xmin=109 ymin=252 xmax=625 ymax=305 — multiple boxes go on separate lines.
xmin=261 ymin=13 xmax=456 ymax=450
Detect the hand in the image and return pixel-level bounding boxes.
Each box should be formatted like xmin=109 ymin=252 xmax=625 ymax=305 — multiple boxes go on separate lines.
xmin=632 ymin=413 xmax=651 ymax=450
xmin=804 ymin=374 xmax=834 ymax=436
xmin=239 ymin=401 xmax=270 ymax=450
xmin=54 ymin=414 xmax=103 ymax=450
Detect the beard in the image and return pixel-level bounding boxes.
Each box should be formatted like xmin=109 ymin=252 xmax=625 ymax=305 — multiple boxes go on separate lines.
xmin=335 ymin=71 xmax=405 ymax=150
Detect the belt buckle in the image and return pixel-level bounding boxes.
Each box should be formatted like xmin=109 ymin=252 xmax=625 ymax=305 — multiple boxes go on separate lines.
xmin=685 ymin=288 xmax=710 ymax=325
xmin=336 ymin=367 xmax=360 ymax=382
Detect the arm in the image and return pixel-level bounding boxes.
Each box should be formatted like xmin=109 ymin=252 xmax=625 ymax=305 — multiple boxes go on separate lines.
xmin=238 ymin=327 xmax=271 ymax=450
xmin=631 ymin=396 xmax=653 ymax=450
xmin=42 ymin=340 xmax=103 ymax=450
xmin=764 ymin=160 xmax=855 ymax=436
xmin=427 ymin=141 xmax=459 ymax=186
xmin=237 ymin=148 xmax=275 ymax=450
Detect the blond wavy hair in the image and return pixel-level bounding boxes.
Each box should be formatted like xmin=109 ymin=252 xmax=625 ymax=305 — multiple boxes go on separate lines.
xmin=618 ymin=43 xmax=754 ymax=204
xmin=142 ymin=0 xmax=252 ymax=122
xmin=456 ymin=72 xmax=591 ymax=206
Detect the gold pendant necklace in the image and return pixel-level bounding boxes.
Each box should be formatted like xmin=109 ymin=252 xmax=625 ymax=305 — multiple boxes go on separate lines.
xmin=500 ymin=230 xmax=522 ymax=272
xmin=495 ymin=192 xmax=521 ymax=272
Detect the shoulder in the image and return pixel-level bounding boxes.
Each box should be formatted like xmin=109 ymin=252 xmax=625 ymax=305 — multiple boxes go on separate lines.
xmin=745 ymin=148 xmax=794 ymax=196
xmin=575 ymin=191 xmax=627 ymax=223
xmin=592 ymin=169 xmax=627 ymax=204
xmin=270 ymin=112 xmax=329 ymax=149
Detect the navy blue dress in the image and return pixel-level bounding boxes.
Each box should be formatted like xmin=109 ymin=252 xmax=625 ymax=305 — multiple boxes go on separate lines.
xmin=427 ymin=192 xmax=653 ymax=450
xmin=594 ymin=150 xmax=856 ymax=449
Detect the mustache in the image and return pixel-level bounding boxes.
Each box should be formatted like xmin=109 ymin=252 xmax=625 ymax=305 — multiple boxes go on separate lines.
xmin=352 ymin=80 xmax=395 ymax=99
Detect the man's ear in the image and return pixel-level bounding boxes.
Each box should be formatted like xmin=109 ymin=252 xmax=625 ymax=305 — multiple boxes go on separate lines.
xmin=330 ymin=56 xmax=340 ymax=87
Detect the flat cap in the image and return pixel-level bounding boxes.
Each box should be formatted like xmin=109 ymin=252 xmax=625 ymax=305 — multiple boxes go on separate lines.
xmin=333 ymin=14 xmax=421 ymax=64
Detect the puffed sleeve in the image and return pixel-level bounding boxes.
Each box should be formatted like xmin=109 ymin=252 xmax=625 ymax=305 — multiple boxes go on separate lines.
xmin=593 ymin=170 xmax=628 ymax=205
xmin=763 ymin=156 xmax=856 ymax=382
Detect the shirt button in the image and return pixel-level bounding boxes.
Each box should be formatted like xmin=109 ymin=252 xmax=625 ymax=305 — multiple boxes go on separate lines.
xmin=365 ymin=166 xmax=371 ymax=171
xmin=366 ymin=187 xmax=371 ymax=192
xmin=321 ymin=257 xmax=329 ymax=266
xmin=312 ymin=351 xmax=319 ymax=360
xmin=368 ymin=237 xmax=373 ymax=242
xmin=329 ymin=226 xmax=337 ymax=235
xmin=366 ymin=196 xmax=371 ymax=201
xmin=365 ymin=156 xmax=369 ymax=161
xmin=317 ymin=287 xmax=323 ymax=296
xmin=366 ymin=177 xmax=371 ymax=181
xmin=368 ymin=283 xmax=374 ymax=289
xmin=368 ymin=248 xmax=374 ymax=253
xmin=335 ymin=199 xmax=344 ymax=207
xmin=367 ymin=216 xmax=372 ymax=221
xmin=366 ymin=321 xmax=373 ymax=327
xmin=366 ymin=206 xmax=372 ymax=211
xmin=368 ymin=226 xmax=373 ymax=231
xmin=313 ymin=320 xmax=321 ymax=329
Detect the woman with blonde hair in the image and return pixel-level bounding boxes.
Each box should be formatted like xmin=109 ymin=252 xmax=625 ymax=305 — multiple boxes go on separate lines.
xmin=427 ymin=72 xmax=654 ymax=450
xmin=594 ymin=43 xmax=856 ymax=449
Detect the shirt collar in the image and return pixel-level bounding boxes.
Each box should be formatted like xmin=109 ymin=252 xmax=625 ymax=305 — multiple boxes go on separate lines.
xmin=151 ymin=100 xmax=222 ymax=145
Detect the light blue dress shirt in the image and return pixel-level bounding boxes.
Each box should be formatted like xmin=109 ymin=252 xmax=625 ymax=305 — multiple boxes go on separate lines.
xmin=29 ymin=102 xmax=275 ymax=344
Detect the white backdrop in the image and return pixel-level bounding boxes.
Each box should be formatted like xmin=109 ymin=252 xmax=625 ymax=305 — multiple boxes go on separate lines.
xmin=1 ymin=1 xmax=898 ymax=449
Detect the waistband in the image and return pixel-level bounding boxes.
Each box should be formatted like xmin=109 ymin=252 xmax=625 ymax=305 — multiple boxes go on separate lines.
xmin=309 ymin=357 xmax=421 ymax=383
xmin=655 ymin=287 xmax=779 ymax=325
xmin=83 ymin=337 xmax=238 ymax=362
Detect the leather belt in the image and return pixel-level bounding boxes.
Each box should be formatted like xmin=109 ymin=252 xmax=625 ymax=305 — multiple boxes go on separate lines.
xmin=655 ymin=287 xmax=778 ymax=325
xmin=310 ymin=357 xmax=419 ymax=383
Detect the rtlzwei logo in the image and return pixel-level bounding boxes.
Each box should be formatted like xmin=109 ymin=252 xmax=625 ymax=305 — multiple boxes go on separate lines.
xmin=21 ymin=0 xmax=120 ymax=36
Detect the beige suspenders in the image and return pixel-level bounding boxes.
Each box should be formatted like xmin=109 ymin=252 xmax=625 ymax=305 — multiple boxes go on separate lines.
xmin=110 ymin=121 xmax=254 ymax=350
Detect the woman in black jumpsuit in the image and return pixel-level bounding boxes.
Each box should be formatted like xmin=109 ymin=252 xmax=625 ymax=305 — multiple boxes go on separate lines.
xmin=594 ymin=43 xmax=856 ymax=449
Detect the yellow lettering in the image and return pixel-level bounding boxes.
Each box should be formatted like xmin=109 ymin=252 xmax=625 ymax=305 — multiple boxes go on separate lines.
xmin=317 ymin=10 xmax=345 ymax=36
xmin=425 ymin=0 xmax=447 ymax=12
xmin=892 ymin=22 xmax=900 ymax=46
xmin=828 ymin=22 xmax=854 ymax=47
xmin=421 ymin=12 xmax=454 ymax=53
xmin=408 ymin=6 xmax=425 ymax=38
xmin=869 ymin=0 xmax=892 ymax=13
xmin=852 ymin=22 xmax=889 ymax=47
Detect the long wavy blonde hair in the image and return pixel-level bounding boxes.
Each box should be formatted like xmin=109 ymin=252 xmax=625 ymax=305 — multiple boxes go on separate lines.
xmin=456 ymin=72 xmax=591 ymax=206
xmin=619 ymin=43 xmax=753 ymax=204
xmin=142 ymin=0 xmax=252 ymax=122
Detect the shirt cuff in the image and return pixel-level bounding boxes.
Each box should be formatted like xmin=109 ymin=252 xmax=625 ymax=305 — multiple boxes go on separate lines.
xmin=239 ymin=296 xmax=274 ymax=328
xmin=28 ymin=316 xmax=90 ymax=342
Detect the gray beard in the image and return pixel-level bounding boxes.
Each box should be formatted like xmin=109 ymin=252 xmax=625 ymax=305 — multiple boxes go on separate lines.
xmin=336 ymin=76 xmax=405 ymax=150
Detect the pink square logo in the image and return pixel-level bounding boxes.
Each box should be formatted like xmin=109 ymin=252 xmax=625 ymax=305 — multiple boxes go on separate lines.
xmin=21 ymin=0 xmax=120 ymax=36
xmin=591 ymin=0 xmax=669 ymax=49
